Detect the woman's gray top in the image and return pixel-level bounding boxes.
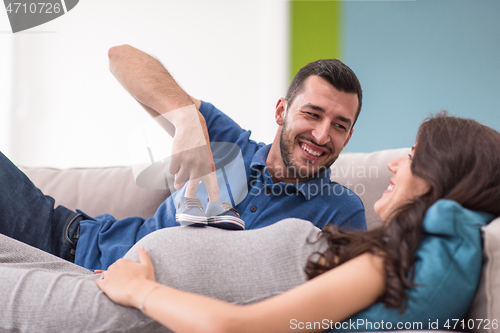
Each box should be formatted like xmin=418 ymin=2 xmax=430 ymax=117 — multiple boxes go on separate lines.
xmin=0 ymin=218 xmax=327 ymax=332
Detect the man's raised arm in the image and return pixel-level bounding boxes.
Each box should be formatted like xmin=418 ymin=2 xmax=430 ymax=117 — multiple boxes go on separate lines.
xmin=108 ymin=44 xmax=201 ymax=133
xmin=108 ymin=44 xmax=215 ymax=196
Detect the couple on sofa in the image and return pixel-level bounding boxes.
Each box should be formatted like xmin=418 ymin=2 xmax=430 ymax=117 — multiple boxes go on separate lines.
xmin=1 ymin=45 xmax=500 ymax=332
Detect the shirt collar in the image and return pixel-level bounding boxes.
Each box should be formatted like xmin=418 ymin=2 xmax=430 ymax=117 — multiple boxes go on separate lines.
xmin=250 ymin=144 xmax=332 ymax=200
xmin=250 ymin=144 xmax=271 ymax=169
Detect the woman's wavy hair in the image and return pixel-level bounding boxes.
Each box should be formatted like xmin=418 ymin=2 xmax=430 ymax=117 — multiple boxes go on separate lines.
xmin=305 ymin=112 xmax=500 ymax=311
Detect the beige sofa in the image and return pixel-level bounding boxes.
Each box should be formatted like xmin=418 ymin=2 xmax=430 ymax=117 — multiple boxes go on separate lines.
xmin=20 ymin=147 xmax=499 ymax=332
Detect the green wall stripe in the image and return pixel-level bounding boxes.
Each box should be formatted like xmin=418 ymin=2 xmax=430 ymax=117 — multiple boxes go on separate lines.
xmin=290 ymin=0 xmax=343 ymax=81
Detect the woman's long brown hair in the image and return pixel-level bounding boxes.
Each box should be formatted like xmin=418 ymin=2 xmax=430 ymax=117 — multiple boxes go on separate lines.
xmin=305 ymin=112 xmax=500 ymax=311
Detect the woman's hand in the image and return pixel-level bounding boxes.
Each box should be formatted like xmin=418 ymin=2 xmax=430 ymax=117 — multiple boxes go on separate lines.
xmin=96 ymin=245 xmax=158 ymax=309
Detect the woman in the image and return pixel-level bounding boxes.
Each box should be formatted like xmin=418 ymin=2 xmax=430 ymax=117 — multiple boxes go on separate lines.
xmin=1 ymin=113 xmax=500 ymax=332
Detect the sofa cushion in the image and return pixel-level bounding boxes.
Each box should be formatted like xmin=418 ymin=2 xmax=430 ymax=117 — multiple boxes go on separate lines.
xmin=333 ymin=148 xmax=410 ymax=230
xmin=20 ymin=166 xmax=169 ymax=219
xmin=330 ymin=199 xmax=492 ymax=332
xmin=467 ymin=217 xmax=500 ymax=333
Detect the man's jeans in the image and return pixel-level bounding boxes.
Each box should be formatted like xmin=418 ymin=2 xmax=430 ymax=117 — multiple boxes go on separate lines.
xmin=0 ymin=151 xmax=82 ymax=262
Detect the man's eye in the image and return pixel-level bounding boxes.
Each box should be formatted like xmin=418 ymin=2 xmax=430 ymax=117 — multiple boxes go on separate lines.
xmin=305 ymin=112 xmax=319 ymax=118
xmin=334 ymin=123 xmax=346 ymax=130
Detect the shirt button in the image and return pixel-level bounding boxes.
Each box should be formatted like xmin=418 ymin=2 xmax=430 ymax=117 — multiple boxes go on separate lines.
xmin=265 ymin=188 xmax=271 ymax=195
xmin=250 ymin=206 xmax=257 ymax=212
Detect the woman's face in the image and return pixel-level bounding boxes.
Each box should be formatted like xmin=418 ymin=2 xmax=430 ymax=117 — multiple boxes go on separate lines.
xmin=374 ymin=149 xmax=430 ymax=222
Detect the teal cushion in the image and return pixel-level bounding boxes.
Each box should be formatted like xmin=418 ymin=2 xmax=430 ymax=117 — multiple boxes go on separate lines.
xmin=331 ymin=199 xmax=493 ymax=331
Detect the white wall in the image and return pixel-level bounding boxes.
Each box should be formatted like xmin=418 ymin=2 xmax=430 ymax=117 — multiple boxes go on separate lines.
xmin=0 ymin=0 xmax=289 ymax=168
xmin=0 ymin=9 xmax=13 ymax=156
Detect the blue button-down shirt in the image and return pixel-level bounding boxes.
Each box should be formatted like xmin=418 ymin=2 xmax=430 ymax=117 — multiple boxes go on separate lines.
xmin=75 ymin=101 xmax=366 ymax=270
xmin=235 ymin=144 xmax=366 ymax=230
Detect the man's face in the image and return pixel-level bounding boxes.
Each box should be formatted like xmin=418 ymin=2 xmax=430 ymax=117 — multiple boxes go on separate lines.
xmin=276 ymin=75 xmax=358 ymax=180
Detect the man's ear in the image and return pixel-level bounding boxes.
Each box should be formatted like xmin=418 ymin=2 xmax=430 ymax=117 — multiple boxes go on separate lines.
xmin=343 ymin=128 xmax=354 ymax=148
xmin=275 ymin=98 xmax=286 ymax=126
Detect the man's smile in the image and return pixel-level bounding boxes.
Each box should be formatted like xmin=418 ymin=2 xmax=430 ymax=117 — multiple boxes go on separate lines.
xmin=300 ymin=142 xmax=323 ymax=157
xmin=297 ymin=138 xmax=331 ymax=163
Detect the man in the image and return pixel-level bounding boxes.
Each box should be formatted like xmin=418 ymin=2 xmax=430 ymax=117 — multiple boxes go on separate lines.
xmin=0 ymin=45 xmax=365 ymax=270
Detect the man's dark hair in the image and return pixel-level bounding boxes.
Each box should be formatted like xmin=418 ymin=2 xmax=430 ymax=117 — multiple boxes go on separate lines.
xmin=285 ymin=59 xmax=363 ymax=126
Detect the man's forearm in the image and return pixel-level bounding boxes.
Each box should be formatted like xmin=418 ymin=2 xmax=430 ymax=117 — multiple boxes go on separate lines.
xmin=108 ymin=44 xmax=193 ymax=115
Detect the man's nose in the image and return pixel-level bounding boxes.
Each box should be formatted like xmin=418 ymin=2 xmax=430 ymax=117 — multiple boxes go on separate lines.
xmin=312 ymin=121 xmax=330 ymax=146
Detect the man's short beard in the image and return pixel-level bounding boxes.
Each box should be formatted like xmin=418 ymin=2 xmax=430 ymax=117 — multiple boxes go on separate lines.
xmin=279 ymin=117 xmax=337 ymax=180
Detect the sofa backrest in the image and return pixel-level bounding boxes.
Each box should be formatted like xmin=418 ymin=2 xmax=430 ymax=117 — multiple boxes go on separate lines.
xmin=21 ymin=148 xmax=409 ymax=227
xmin=333 ymin=147 xmax=410 ymax=229
xmin=20 ymin=166 xmax=170 ymax=220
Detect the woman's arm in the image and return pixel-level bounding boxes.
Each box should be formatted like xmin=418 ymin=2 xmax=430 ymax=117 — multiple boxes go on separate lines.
xmin=97 ymin=246 xmax=385 ymax=333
